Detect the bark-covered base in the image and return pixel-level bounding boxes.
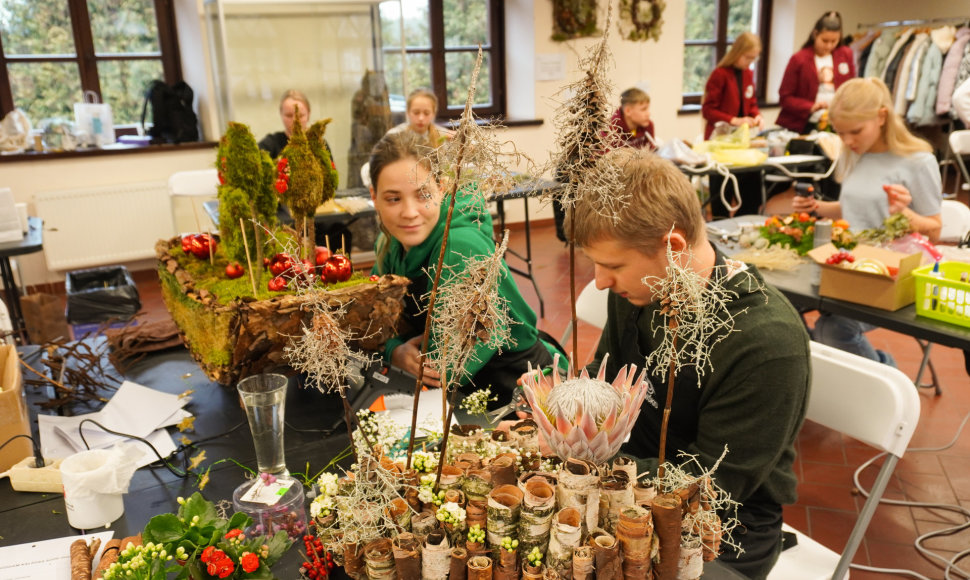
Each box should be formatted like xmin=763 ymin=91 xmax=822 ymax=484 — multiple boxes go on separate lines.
xmin=156 ymin=237 xmax=408 ymax=385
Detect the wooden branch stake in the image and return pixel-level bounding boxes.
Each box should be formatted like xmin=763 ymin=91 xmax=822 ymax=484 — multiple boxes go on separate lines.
xmin=240 ymin=218 xmax=258 ymax=296
xmin=657 ymin=323 xmax=679 ymax=479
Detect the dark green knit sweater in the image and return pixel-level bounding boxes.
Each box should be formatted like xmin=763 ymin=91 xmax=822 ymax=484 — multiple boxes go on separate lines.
xmin=591 ymin=253 xmax=810 ymax=507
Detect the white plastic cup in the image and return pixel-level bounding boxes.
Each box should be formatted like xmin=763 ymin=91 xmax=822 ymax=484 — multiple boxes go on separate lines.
xmin=60 ymin=449 xmax=125 ymax=529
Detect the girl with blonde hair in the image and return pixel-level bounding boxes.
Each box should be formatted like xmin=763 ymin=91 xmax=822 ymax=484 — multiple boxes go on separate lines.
xmin=387 ymin=88 xmax=453 ymax=146
xmin=793 ymin=77 xmax=942 ymax=364
xmin=702 ymin=32 xmax=765 ymax=139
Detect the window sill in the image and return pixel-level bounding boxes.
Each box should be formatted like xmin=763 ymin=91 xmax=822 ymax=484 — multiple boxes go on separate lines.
xmin=0 ymin=141 xmax=217 ymax=163
xmin=678 ymin=105 xmax=702 ymax=115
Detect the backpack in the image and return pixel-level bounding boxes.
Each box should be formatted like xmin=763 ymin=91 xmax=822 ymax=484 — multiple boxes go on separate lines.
xmin=141 ymin=80 xmax=200 ymax=144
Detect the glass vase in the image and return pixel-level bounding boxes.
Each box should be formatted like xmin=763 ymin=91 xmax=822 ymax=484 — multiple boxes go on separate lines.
xmin=237 ymin=373 xmax=289 ymax=475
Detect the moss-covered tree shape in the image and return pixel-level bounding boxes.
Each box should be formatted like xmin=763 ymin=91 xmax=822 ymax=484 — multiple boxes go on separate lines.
xmin=307 ymin=118 xmax=339 ymax=202
xmin=278 ymin=107 xmax=324 ymax=257
xmin=216 ymin=122 xmax=277 ymax=278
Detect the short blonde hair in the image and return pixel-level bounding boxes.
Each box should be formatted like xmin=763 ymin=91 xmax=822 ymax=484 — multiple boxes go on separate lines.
xmin=567 ymin=151 xmax=705 ymax=254
xmin=829 ymin=78 xmax=932 ymax=179
xmin=279 ymin=89 xmax=310 ymax=114
xmin=718 ymin=32 xmax=761 ymax=68
xmin=620 ymin=87 xmax=650 ymax=107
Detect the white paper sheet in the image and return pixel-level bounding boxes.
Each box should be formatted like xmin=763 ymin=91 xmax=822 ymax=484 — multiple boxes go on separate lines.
xmin=0 ymin=531 xmax=113 ymax=580
xmin=38 ymin=415 xmax=178 ymax=469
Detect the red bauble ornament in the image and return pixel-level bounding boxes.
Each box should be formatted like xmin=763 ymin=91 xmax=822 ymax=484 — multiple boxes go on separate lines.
xmin=225 ymin=262 xmax=245 ymax=279
xmin=181 ymin=235 xmax=194 ymax=254
xmin=268 ymin=253 xmax=295 ymax=278
xmin=267 ymin=276 xmax=288 ymax=292
xmin=322 ymin=254 xmax=353 ymax=283
xmin=189 ymin=233 xmax=217 ymax=259
xmin=314 ymin=246 xmax=331 ymax=267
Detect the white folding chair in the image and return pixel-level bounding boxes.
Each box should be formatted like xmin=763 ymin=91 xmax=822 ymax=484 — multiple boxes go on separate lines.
xmin=168 ymin=169 xmax=220 ymax=233
xmin=940 ymin=199 xmax=970 ymax=243
xmin=948 ymin=129 xmax=970 ymax=198
xmin=558 ymin=279 xmax=609 ymax=346
xmin=768 ymin=341 xmax=921 ymax=580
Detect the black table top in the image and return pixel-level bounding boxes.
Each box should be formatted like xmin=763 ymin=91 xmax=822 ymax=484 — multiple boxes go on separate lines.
xmin=0 ymin=216 xmax=43 ymax=257
xmin=1 ymin=345 xmax=746 ymax=579
xmin=711 ymin=215 xmax=970 ymax=351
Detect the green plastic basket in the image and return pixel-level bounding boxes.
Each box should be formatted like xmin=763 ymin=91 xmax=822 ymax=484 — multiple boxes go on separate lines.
xmin=913 ymin=262 xmax=970 ymax=328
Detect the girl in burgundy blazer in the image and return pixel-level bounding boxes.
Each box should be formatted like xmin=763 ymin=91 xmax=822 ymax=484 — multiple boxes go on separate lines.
xmin=777 ymin=11 xmax=856 ymax=133
xmin=702 ymin=32 xmax=764 ymax=140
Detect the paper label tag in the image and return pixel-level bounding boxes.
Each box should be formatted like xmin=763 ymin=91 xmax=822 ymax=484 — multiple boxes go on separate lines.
xmin=372 ymin=371 xmax=390 ymax=384
xmin=240 ymin=478 xmax=294 ymax=505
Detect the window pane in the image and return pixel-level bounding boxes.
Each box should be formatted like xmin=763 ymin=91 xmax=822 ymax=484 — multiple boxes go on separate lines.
xmin=0 ymin=0 xmax=75 ymax=55
xmin=727 ymin=0 xmax=755 ymax=39
xmin=379 ymin=0 xmax=429 ymax=50
xmin=444 ymin=51 xmax=490 ymax=109
xmin=443 ymin=0 xmax=488 ymax=48
xmin=383 ymin=52 xmax=432 ymax=107
xmin=684 ymin=0 xmax=716 ymax=41
xmin=683 ymin=45 xmax=715 ymax=95
xmin=9 ymin=62 xmax=83 ymax=121
xmin=99 ymin=59 xmax=163 ymax=124
xmin=87 ymin=0 xmax=160 ymax=54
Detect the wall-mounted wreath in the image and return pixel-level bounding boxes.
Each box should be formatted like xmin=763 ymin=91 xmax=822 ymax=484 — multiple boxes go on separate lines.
xmin=618 ymin=0 xmax=666 ymax=42
xmin=552 ymin=0 xmax=600 ymax=41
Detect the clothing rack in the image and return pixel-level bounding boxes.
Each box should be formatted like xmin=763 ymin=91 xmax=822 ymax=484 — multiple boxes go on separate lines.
xmin=856 ymin=16 xmax=969 ymax=30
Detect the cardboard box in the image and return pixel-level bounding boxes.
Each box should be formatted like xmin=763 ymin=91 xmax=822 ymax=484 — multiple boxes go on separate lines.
xmin=807 ymin=243 xmax=922 ymax=311
xmin=0 ymin=344 xmax=32 ymax=472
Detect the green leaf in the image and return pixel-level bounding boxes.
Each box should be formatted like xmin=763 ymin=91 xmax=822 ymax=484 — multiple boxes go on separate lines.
xmin=227 ymin=511 xmax=252 ymax=531
xmin=143 ymin=513 xmax=186 ymax=543
xmin=261 ymin=531 xmax=294 ymax=567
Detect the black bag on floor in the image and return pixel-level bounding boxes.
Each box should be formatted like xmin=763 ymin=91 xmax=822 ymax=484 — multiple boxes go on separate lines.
xmin=141 ymin=80 xmax=200 ymax=144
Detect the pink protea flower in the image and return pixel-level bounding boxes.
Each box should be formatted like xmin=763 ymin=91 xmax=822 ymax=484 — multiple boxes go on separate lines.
xmin=521 ymin=353 xmax=654 ymax=465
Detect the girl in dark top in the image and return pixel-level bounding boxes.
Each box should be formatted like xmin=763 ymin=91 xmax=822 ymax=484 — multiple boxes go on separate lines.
xmin=702 ymin=32 xmax=764 ymax=140
xmin=777 ymin=11 xmax=856 ymax=133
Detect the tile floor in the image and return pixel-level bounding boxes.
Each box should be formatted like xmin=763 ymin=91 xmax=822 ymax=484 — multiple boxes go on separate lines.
xmin=118 ymin=214 xmax=970 ymax=578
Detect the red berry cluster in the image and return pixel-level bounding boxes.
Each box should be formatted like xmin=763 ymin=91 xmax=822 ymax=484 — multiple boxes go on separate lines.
xmin=825 ymin=250 xmax=856 ymax=265
xmin=201 ymin=546 xmax=235 ymax=578
xmin=276 ymin=158 xmax=290 ymax=194
xmin=301 ymin=534 xmax=333 ymax=579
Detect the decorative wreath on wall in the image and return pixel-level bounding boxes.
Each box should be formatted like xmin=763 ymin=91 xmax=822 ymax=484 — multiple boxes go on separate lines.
xmin=618 ymin=0 xmax=666 ymax=42
xmin=551 ymin=0 xmax=600 ymax=41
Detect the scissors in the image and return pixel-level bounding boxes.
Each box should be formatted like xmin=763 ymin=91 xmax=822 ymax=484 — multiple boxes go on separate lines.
xmin=484 ymin=367 xmax=552 ymax=423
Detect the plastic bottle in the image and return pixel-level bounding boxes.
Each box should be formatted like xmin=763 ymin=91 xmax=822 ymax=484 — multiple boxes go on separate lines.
xmin=924 ymin=261 xmax=942 ymax=312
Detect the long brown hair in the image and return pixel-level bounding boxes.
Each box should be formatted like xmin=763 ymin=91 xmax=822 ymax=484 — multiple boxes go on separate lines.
xmin=369 ymin=131 xmax=439 ymax=268
xmin=802 ymin=11 xmax=843 ymax=49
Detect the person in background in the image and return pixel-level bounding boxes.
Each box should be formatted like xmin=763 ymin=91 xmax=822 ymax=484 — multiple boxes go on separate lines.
xmin=952 ymin=76 xmax=970 ymax=127
xmin=258 ymin=90 xmax=335 ymax=161
xmin=387 ymin=88 xmax=453 ymax=146
xmin=702 ymin=31 xmax=765 ymax=140
xmin=369 ymin=131 xmax=559 ymax=407
xmin=777 ymin=11 xmax=856 ymax=133
xmin=569 ymin=150 xmax=810 ymax=579
xmin=703 ymin=31 xmax=766 ymax=218
xmin=608 ymin=87 xmax=656 ymax=150
xmin=792 ymin=78 xmax=942 ymax=364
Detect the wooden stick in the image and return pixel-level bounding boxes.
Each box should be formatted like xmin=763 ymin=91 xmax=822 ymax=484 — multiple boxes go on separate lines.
xmin=569 ymin=209 xmax=578 ymax=362
xmin=433 ymin=383 xmax=461 ymax=490
xmin=240 ymin=218 xmax=258 ymax=297
xmin=657 ymin=324 xmax=679 ymax=479
xmin=207 ymin=229 xmax=215 ymax=266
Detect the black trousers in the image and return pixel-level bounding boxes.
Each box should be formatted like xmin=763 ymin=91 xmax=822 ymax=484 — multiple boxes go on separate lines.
xmin=718 ymin=500 xmax=784 ymax=580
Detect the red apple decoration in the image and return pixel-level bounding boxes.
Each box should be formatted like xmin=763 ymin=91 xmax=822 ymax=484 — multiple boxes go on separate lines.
xmin=322 ymin=254 xmax=353 ymax=284
xmin=225 ymin=262 xmax=244 ymax=279
xmin=267 ymin=276 xmax=287 ymax=292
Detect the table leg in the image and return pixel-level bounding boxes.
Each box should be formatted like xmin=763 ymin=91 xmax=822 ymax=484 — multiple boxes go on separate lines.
xmin=0 ymin=257 xmax=26 ymax=344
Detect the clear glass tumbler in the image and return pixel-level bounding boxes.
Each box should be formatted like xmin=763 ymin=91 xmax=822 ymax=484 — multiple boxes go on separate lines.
xmin=237 ymin=373 xmax=289 ymax=475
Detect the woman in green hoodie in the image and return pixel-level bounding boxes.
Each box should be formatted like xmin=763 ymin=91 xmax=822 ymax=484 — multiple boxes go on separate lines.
xmin=369 ymin=132 xmax=559 ymax=407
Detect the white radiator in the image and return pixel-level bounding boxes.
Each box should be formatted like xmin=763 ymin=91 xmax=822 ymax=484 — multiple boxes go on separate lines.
xmin=34 ymin=181 xmax=175 ymax=271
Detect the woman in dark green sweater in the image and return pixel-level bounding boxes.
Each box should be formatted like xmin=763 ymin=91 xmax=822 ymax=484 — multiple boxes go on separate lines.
xmin=369 ymin=132 xmax=559 ymax=406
